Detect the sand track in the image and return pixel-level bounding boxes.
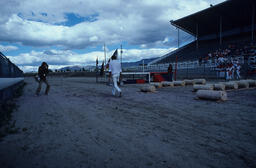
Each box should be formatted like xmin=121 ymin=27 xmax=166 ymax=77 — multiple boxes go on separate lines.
xmin=0 ymin=77 xmax=255 ymax=168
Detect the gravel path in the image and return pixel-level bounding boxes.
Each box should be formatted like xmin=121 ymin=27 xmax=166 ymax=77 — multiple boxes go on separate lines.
xmin=0 ymin=77 xmax=255 ymax=168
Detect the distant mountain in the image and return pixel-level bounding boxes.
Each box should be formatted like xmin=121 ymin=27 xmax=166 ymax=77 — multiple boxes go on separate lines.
xmin=58 ymin=65 xmax=94 ymax=72
xmin=59 ymin=65 xmax=83 ymax=71
xmin=56 ymin=57 xmax=159 ymax=71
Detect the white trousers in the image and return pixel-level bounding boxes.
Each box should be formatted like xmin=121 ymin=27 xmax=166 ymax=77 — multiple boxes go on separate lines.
xmin=236 ymin=70 xmax=240 ymax=79
xmin=112 ymin=74 xmax=121 ymax=95
xmin=226 ymin=71 xmax=230 ymax=80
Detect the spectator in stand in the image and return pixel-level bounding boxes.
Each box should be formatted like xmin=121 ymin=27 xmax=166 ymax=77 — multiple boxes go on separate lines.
xmin=226 ymin=63 xmax=232 ymax=81
xmin=199 ymin=56 xmax=202 ymax=66
xmin=234 ymin=61 xmax=241 ymax=79
xmin=217 ymin=56 xmax=225 ymax=68
xmin=207 ymin=52 xmax=212 ymax=63
xmin=230 ymin=62 xmax=235 ymax=79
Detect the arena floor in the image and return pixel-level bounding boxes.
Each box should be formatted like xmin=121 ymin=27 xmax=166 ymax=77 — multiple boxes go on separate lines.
xmin=0 ymin=77 xmax=255 ymax=168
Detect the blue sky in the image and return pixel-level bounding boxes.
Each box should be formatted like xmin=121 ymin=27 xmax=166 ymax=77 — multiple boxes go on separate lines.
xmin=0 ymin=0 xmax=225 ymax=72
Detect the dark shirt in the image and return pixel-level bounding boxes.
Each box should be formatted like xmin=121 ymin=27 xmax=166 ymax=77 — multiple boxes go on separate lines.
xmin=168 ymin=65 xmax=172 ymax=73
xmin=38 ymin=66 xmax=48 ymax=80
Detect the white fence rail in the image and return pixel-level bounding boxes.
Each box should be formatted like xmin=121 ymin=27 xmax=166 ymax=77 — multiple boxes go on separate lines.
xmin=124 ymin=56 xmax=246 ymax=72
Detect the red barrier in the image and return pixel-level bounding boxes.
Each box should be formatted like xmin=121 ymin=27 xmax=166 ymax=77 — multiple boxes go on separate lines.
xmin=136 ymin=79 xmax=145 ymax=84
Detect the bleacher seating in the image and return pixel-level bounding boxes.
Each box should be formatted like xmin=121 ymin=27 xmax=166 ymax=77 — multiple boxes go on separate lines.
xmin=154 ymin=34 xmax=255 ymax=65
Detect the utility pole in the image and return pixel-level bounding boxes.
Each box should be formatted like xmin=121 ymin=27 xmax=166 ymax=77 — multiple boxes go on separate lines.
xmin=252 ymin=4 xmax=255 ymax=41
xmin=104 ymin=43 xmax=106 ymax=82
xmin=219 ymin=16 xmax=222 ymax=45
xmin=120 ymin=44 xmax=123 ymax=68
xmin=174 ymin=28 xmax=179 ymax=81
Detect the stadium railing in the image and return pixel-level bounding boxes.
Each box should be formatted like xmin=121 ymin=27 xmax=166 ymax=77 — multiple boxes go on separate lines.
xmin=124 ymin=56 xmax=252 ymax=79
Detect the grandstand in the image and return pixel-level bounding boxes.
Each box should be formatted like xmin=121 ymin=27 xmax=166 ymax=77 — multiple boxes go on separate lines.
xmin=0 ymin=52 xmax=24 ymax=102
xmin=0 ymin=52 xmax=23 ymax=77
xmin=149 ymin=0 xmax=256 ymax=78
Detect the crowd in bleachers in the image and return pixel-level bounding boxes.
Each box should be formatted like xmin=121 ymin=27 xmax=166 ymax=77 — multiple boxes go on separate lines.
xmin=202 ymin=42 xmax=256 ymax=64
xmin=199 ymin=41 xmax=256 ymax=79
xmin=155 ymin=36 xmax=256 ymax=80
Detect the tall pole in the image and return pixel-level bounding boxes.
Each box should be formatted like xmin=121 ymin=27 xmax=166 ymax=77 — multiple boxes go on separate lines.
xmin=104 ymin=43 xmax=106 ymax=82
xmin=120 ymin=44 xmax=123 ymax=68
xmin=142 ymin=60 xmax=145 ymax=72
xmin=104 ymin=43 xmax=106 ymax=66
xmin=196 ymin=23 xmax=199 ymax=49
xmin=174 ymin=28 xmax=179 ymax=81
xmin=220 ymin=16 xmax=222 ymax=45
xmin=178 ymin=28 xmax=180 ymax=48
xmin=96 ymin=56 xmax=98 ymax=83
xmin=252 ymin=4 xmax=255 ymax=42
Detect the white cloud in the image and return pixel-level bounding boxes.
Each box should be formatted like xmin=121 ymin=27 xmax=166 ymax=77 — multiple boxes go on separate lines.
xmin=0 ymin=44 xmax=18 ymax=52
xmin=0 ymin=0 xmax=225 ymax=49
xmin=1 ymin=0 xmax=225 ymax=70
xmin=6 ymin=47 xmax=176 ymax=72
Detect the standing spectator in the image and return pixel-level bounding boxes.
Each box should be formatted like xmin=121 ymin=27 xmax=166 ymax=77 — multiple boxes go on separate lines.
xmin=36 ymin=62 xmax=50 ymax=96
xmin=234 ymin=61 xmax=241 ymax=79
xmin=207 ymin=52 xmax=212 ymax=63
xmin=230 ymin=62 xmax=235 ymax=80
xmin=226 ymin=63 xmax=231 ymax=81
xmin=199 ymin=56 xmax=202 ymax=66
xmin=167 ymin=64 xmax=173 ymax=81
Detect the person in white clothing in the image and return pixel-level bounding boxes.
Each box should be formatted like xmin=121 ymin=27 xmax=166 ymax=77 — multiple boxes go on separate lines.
xmin=235 ymin=63 xmax=241 ymax=79
xmin=109 ymin=50 xmax=122 ymax=97
xmin=226 ymin=65 xmax=230 ymax=80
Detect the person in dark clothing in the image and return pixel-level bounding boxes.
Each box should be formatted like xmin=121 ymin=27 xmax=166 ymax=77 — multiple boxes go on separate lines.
xmin=168 ymin=64 xmax=173 ymax=81
xmin=36 ymin=62 xmax=50 ymax=95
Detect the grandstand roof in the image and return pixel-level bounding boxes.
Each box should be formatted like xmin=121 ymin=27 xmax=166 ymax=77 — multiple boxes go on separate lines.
xmin=171 ymin=0 xmax=256 ymax=37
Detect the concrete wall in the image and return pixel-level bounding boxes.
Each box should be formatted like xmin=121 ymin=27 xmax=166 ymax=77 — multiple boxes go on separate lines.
xmin=0 ymin=79 xmax=24 ymax=103
xmin=176 ymin=67 xmax=217 ymax=79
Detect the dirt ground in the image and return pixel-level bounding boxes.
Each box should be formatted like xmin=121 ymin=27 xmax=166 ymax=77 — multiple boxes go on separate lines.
xmin=0 ymin=77 xmax=255 ymax=168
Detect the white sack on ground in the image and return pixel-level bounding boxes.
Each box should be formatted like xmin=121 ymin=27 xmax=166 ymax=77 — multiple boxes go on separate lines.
xmin=196 ymin=90 xmax=227 ymax=101
xmin=140 ymin=85 xmax=156 ymax=92
xmin=184 ymin=79 xmax=194 ymax=85
xmin=151 ymin=82 xmax=163 ymax=88
xmin=223 ymin=82 xmax=238 ymax=90
xmin=236 ymin=80 xmax=249 ymax=89
xmin=214 ymin=84 xmax=225 ymax=91
xmin=173 ymin=81 xmax=185 ymax=86
xmin=244 ymin=79 xmax=256 ymax=87
xmin=161 ymin=81 xmax=174 ymax=87
xmin=193 ymin=79 xmax=206 ymax=85
xmin=193 ymin=84 xmax=213 ymax=92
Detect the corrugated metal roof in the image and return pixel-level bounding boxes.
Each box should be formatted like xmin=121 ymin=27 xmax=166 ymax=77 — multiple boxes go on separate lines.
xmin=171 ymin=0 xmax=256 ymax=38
